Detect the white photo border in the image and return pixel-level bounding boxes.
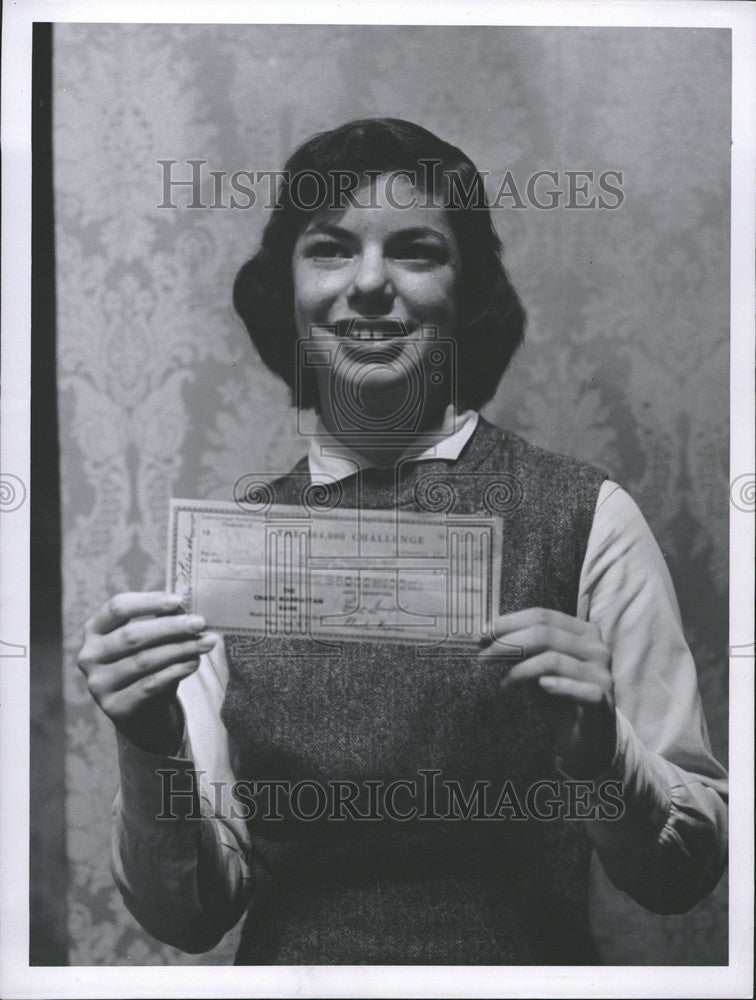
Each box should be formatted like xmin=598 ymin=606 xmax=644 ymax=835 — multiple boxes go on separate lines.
xmin=1 ymin=1 xmax=753 ymax=997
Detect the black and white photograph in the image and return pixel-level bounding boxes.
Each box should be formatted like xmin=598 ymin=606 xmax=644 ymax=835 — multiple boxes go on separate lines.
xmin=1 ymin=1 xmax=753 ymax=996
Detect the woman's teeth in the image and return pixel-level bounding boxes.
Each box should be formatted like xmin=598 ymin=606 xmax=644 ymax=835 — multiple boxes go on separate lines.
xmin=341 ymin=320 xmax=408 ymax=341
xmin=348 ymin=328 xmax=395 ymax=340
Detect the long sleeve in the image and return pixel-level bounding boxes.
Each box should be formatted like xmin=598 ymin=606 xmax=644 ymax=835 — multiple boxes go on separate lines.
xmin=110 ymin=475 xmax=728 ymax=950
xmin=110 ymin=641 xmax=253 ymax=953
xmin=575 ymin=480 xmax=728 ymax=914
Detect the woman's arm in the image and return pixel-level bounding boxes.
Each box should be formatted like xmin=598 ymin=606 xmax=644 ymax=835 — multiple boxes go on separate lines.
xmin=110 ymin=697 xmax=253 ymax=953
xmin=575 ymin=481 xmax=728 ymax=913
xmin=77 ymin=592 xmax=253 ymax=951
xmin=481 ymin=480 xmax=728 ymax=913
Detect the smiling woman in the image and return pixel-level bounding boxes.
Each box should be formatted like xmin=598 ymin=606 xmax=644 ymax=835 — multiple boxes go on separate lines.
xmin=76 ymin=117 xmax=729 ymax=966
xmin=292 ymin=172 xmax=461 ymax=465
xmin=232 ymin=118 xmax=525 ymax=422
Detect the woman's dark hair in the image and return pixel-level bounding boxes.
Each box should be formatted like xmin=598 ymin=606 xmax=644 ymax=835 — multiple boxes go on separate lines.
xmin=233 ymin=117 xmax=526 ymax=412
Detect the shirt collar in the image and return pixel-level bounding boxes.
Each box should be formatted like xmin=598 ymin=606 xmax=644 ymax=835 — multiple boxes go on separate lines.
xmin=308 ymin=406 xmax=480 ymax=484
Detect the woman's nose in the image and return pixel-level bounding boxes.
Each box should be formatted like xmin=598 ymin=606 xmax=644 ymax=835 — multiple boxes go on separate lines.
xmin=349 ymin=248 xmax=393 ymax=302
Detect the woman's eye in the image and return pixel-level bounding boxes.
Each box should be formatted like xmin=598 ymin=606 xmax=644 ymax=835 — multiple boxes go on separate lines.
xmin=307 ymin=241 xmax=350 ymax=259
xmin=392 ymin=244 xmax=444 ymax=262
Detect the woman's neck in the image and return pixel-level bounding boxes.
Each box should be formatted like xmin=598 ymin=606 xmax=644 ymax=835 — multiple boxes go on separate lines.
xmin=317 ymin=399 xmax=462 ymax=469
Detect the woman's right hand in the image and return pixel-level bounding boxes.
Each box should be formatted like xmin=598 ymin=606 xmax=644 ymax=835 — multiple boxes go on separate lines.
xmin=77 ymin=591 xmax=218 ymax=755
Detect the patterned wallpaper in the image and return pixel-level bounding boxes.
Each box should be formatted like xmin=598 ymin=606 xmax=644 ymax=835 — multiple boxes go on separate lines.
xmin=53 ymin=24 xmax=730 ymax=965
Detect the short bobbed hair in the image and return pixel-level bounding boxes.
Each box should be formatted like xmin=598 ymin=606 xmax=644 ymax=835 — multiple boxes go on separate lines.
xmin=233 ymin=117 xmax=526 ymax=412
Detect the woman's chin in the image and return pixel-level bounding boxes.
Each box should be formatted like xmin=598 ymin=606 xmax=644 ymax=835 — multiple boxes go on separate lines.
xmin=337 ymin=368 xmax=420 ymax=412
xmin=335 ymin=337 xmax=408 ymax=365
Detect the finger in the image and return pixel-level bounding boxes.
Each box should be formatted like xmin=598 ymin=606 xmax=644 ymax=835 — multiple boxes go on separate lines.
xmin=537 ymin=675 xmax=606 ymax=704
xmin=88 ymin=592 xmax=186 ymax=636
xmin=95 ymin=613 xmax=207 ymax=664
xmin=478 ymin=634 xmax=526 ymax=660
xmin=483 ymin=608 xmax=591 ymax=643
xmin=88 ymin=634 xmax=219 ymax=696
xmin=101 ymin=660 xmax=201 ymax=722
xmin=479 ymin=624 xmax=607 ymax=664
xmin=499 ymin=652 xmax=610 ymax=692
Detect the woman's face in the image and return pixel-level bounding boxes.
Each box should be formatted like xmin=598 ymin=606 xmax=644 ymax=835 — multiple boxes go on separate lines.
xmin=292 ymin=172 xmax=461 ymax=432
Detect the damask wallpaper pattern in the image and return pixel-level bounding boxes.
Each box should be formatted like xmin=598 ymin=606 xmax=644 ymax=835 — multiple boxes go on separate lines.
xmin=53 ymin=24 xmax=730 ymax=965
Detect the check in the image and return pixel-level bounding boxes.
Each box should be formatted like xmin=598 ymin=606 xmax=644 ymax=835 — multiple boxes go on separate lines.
xmin=167 ymin=499 xmax=502 ymax=647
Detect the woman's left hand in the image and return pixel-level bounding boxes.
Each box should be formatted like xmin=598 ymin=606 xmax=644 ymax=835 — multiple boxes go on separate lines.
xmin=478 ymin=608 xmax=617 ymax=778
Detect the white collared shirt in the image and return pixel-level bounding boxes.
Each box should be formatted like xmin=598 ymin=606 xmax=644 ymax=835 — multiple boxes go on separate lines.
xmin=307 ymin=405 xmax=480 ymax=483
xmin=111 ymin=412 xmax=728 ymax=957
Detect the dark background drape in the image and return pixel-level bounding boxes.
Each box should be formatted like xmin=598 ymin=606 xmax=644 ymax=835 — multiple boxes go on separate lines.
xmin=30 ymin=21 xmax=68 ymax=966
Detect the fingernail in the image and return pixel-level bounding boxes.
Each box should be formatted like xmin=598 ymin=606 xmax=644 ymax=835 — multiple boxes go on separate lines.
xmin=197 ymin=633 xmax=217 ymax=650
xmin=186 ymin=614 xmax=205 ymax=631
xmin=164 ymin=594 xmax=183 ymax=610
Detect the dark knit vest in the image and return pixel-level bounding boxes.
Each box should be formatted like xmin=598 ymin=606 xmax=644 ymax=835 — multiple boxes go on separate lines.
xmin=222 ymin=417 xmax=608 ymax=964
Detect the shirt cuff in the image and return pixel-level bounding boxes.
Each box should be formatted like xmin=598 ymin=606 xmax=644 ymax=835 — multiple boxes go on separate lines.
xmin=568 ymin=709 xmax=672 ymax=844
xmin=115 ymin=726 xmax=205 ymax=834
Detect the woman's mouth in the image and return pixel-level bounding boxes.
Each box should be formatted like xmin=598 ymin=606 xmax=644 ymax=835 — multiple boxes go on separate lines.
xmin=335 ymin=318 xmax=412 ymax=341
